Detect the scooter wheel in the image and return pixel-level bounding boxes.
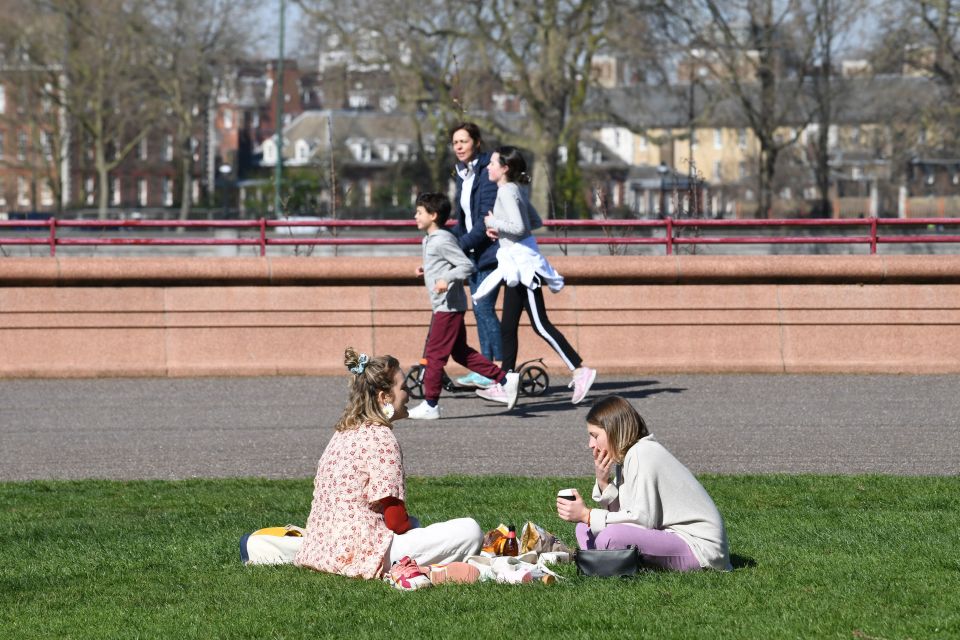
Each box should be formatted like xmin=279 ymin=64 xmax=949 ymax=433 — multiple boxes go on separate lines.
xmin=520 ymin=365 xmax=549 ymax=396
xmin=404 ymin=365 xmax=425 ymax=399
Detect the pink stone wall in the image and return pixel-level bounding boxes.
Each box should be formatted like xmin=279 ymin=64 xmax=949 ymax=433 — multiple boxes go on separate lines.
xmin=2 ymin=256 xmax=959 ymax=378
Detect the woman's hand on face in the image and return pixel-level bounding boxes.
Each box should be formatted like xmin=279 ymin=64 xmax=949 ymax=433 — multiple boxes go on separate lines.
xmin=556 ymin=489 xmax=589 ymax=524
xmin=593 ymin=447 xmax=614 ymax=488
xmin=433 ymin=278 xmax=448 ymax=294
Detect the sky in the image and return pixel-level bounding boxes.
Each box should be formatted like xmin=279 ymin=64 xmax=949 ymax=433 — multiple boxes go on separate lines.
xmin=254 ymin=2 xmax=305 ymax=59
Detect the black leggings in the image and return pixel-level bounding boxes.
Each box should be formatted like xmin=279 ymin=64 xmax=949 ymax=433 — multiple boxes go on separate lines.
xmin=500 ymin=281 xmax=582 ymax=372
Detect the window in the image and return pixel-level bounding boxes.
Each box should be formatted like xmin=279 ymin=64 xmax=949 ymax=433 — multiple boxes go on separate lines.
xmin=639 ymin=134 xmax=647 ymax=150
xmin=85 ymin=177 xmax=95 ymax=205
xmin=138 ymin=178 xmax=148 ymax=206
xmin=713 ymin=161 xmax=722 ymax=180
xmin=112 ymin=178 xmax=122 ymax=206
xmin=295 ymin=139 xmax=310 ymax=162
xmin=739 ymin=162 xmax=747 ymax=179
xmin=165 ymin=135 xmax=174 ymax=161
xmin=263 ymin=140 xmax=276 ymax=165
xmin=40 ymin=132 xmax=52 ymax=161
xmin=191 ymin=179 xmax=199 ymax=204
xmin=162 ymin=177 xmax=173 ymax=206
xmin=252 ymin=112 xmax=260 ymax=128
xmin=738 ymin=129 xmax=747 ymax=149
xmin=17 ymin=177 xmax=29 ymax=206
xmin=0 ymin=132 xmax=4 ymax=159
xmin=0 ymin=85 xmax=5 ymax=113
xmin=40 ymin=182 xmax=53 ymax=206
xmin=139 ymin=137 xmax=148 ymax=161
xmin=714 ymin=128 xmax=723 ymax=149
xmin=0 ymin=180 xmax=6 ymax=207
xmin=223 ymin=108 xmax=233 ymax=129
xmin=379 ymin=143 xmax=391 ymax=160
xmin=18 ymin=132 xmax=27 ymax=161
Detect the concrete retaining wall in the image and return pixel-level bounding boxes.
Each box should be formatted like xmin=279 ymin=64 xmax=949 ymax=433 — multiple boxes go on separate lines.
xmin=2 ymin=255 xmax=959 ymax=378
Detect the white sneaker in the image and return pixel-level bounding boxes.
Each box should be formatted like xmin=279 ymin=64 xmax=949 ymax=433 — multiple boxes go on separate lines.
xmin=569 ymin=367 xmax=597 ymax=404
xmin=503 ymin=372 xmax=520 ymax=410
xmin=475 ymin=372 xmax=520 ymax=410
xmin=407 ymin=400 xmax=440 ymax=420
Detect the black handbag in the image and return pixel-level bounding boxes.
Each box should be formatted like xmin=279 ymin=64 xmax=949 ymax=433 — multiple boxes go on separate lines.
xmin=574 ymin=546 xmax=643 ymax=577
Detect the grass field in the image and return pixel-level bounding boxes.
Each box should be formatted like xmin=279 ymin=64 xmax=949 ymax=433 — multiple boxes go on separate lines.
xmin=2 ymin=475 xmax=958 ymax=639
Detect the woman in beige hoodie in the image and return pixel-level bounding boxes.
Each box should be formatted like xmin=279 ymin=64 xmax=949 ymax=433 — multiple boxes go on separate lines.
xmin=556 ymin=395 xmax=732 ymax=571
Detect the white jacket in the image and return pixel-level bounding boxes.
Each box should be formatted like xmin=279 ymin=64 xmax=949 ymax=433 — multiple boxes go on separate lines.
xmin=473 ymin=235 xmax=564 ymax=301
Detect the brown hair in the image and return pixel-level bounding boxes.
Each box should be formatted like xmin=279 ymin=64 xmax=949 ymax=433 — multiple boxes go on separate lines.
xmin=585 ymin=395 xmax=650 ymax=462
xmin=493 ymin=145 xmax=531 ymax=184
xmin=449 ymin=121 xmax=483 ymax=148
xmin=416 ymin=192 xmax=452 ymax=225
xmin=336 ymin=347 xmax=401 ymax=431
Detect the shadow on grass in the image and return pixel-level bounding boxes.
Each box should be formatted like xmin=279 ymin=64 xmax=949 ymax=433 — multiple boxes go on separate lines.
xmin=731 ymin=554 xmax=757 ymax=570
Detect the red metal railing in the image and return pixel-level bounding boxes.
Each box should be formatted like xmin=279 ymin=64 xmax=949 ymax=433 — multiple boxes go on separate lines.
xmin=2 ymin=216 xmax=960 ymax=256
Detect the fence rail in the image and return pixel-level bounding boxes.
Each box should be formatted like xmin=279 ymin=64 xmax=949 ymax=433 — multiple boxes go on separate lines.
xmin=2 ymin=216 xmax=960 ymax=256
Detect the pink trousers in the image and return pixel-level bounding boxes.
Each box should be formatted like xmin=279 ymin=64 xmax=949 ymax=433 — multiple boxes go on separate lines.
xmin=575 ymin=522 xmax=702 ymax=572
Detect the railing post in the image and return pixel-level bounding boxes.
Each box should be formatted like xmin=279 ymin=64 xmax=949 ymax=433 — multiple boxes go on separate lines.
xmin=48 ymin=217 xmax=57 ymax=257
xmin=259 ymin=218 xmax=266 ymax=257
xmin=665 ymin=217 xmax=673 ymax=255
xmin=870 ymin=216 xmax=878 ymax=254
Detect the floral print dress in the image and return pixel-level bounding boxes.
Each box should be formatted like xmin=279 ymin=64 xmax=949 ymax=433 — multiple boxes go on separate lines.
xmin=294 ymin=421 xmax=405 ymax=579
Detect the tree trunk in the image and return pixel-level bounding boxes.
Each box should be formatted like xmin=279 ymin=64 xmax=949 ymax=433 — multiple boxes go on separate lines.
xmin=179 ymin=150 xmax=193 ymax=220
xmin=96 ymin=142 xmax=109 ymax=219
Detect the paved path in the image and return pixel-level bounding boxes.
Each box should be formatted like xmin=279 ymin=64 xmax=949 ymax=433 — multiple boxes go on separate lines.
xmin=2 ymin=374 xmax=958 ymax=481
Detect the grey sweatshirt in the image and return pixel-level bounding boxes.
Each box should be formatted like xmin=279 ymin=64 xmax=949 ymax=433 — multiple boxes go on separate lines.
xmin=421 ymin=229 xmax=475 ymax=312
xmin=590 ymin=434 xmax=732 ymax=571
xmin=487 ymin=182 xmax=542 ymax=248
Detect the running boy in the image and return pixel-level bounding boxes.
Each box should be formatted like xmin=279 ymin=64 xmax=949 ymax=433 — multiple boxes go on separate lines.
xmin=410 ymin=193 xmax=520 ymax=419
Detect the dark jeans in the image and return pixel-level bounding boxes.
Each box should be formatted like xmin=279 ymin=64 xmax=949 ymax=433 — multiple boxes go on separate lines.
xmin=469 ymin=268 xmax=502 ymax=362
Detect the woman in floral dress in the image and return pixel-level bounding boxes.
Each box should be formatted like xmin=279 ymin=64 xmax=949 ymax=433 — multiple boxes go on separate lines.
xmin=294 ymin=347 xmax=483 ymax=583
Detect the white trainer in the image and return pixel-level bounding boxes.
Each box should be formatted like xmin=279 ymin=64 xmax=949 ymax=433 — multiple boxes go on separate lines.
xmin=569 ymin=367 xmax=597 ymax=404
xmin=407 ymin=400 xmax=440 ymax=420
xmin=503 ymin=372 xmax=520 ymax=410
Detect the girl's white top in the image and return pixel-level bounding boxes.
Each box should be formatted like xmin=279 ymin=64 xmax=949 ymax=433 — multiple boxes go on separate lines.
xmin=590 ymin=434 xmax=732 ymax=571
xmin=473 ymin=182 xmax=559 ymax=301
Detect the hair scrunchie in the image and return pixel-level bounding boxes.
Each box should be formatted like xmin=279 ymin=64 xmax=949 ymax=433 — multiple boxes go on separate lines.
xmin=350 ymin=353 xmax=369 ymax=375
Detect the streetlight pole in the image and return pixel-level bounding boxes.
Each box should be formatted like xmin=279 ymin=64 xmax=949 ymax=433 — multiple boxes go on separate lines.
xmin=274 ymin=0 xmax=285 ymax=216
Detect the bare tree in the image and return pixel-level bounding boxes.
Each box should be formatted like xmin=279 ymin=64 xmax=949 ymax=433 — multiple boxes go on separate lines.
xmin=295 ymin=0 xmax=654 ymax=217
xmin=45 ymin=0 xmax=165 ymax=218
xmin=664 ymin=0 xmax=821 ymax=217
xmin=803 ymin=0 xmax=866 ymax=216
xmin=144 ymin=0 xmax=259 ymax=219
xmin=0 ymin=1 xmax=70 ymax=212
xmin=874 ymin=0 xmax=960 ymax=147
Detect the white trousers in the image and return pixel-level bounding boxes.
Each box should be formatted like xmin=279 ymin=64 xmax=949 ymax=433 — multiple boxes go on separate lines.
xmin=384 ymin=517 xmax=483 ymax=569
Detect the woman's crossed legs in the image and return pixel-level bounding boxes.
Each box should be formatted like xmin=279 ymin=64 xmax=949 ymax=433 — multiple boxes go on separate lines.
xmin=575 ymin=522 xmax=701 ymax=572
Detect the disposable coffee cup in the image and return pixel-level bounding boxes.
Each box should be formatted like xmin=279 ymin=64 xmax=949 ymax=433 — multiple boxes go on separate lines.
xmin=557 ymin=489 xmax=576 ymax=501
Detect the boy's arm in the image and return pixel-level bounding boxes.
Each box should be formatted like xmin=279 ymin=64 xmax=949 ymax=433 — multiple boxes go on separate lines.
xmin=436 ymin=233 xmax=476 ymax=284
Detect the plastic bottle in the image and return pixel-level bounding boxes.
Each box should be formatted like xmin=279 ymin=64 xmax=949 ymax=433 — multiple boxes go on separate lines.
xmin=502 ymin=525 xmax=519 ymax=557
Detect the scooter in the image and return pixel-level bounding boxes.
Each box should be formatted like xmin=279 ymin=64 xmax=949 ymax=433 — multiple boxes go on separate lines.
xmin=403 ymin=357 xmax=550 ymax=400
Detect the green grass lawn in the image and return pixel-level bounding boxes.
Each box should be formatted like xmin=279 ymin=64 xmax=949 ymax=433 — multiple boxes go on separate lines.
xmin=2 ymin=475 xmax=958 ymax=639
